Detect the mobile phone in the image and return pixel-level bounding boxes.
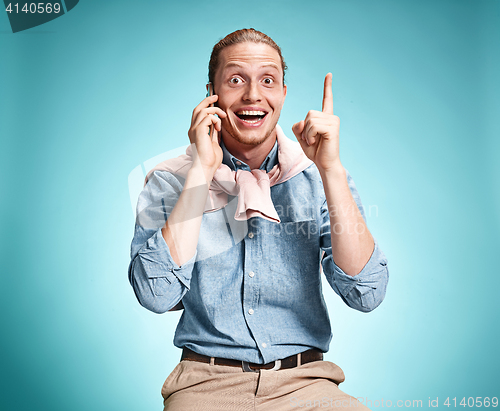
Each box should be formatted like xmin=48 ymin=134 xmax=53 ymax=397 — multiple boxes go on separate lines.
xmin=207 ymin=82 xmax=214 ymax=99
xmin=207 ymin=82 xmax=215 ymax=137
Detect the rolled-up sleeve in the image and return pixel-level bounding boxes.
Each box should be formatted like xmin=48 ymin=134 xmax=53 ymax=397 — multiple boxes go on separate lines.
xmin=325 ymin=240 xmax=388 ymax=312
xmin=321 ymin=170 xmax=389 ymax=312
xmin=128 ymin=171 xmax=195 ymax=314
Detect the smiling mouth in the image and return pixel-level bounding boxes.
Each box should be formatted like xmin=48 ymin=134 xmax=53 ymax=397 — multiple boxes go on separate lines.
xmin=235 ymin=110 xmax=267 ymax=124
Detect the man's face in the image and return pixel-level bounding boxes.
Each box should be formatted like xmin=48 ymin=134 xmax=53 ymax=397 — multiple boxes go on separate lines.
xmin=213 ymin=42 xmax=287 ymax=147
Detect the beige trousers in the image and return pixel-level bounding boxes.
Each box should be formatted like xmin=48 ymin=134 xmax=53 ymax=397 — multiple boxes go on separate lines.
xmin=161 ymin=359 xmax=370 ymax=410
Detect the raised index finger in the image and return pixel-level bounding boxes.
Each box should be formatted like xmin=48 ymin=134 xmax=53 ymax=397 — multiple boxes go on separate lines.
xmin=322 ymin=73 xmax=334 ymax=114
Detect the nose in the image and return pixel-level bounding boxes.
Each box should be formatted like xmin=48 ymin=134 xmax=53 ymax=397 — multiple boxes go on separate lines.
xmin=242 ymin=81 xmax=261 ymax=102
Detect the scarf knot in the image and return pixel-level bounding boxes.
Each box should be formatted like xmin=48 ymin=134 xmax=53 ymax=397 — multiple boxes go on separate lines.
xmin=145 ymin=125 xmax=313 ymax=223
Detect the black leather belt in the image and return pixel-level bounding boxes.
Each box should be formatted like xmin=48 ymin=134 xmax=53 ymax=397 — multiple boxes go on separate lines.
xmin=181 ymin=347 xmax=323 ymax=372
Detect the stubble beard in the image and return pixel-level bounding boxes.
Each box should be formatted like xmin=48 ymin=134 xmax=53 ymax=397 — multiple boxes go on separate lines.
xmin=221 ymin=117 xmax=278 ymax=147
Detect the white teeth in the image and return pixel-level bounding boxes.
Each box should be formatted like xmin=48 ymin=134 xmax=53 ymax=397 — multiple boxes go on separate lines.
xmin=237 ymin=110 xmax=266 ymax=116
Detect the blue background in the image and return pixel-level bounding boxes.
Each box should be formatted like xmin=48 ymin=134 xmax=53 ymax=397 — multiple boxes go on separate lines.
xmin=1 ymin=0 xmax=499 ymax=409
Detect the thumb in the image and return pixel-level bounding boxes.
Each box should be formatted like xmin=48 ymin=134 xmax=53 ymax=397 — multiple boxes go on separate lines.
xmin=292 ymin=121 xmax=305 ymax=141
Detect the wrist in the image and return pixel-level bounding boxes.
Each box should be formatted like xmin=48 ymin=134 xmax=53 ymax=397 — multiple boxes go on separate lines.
xmin=318 ymin=161 xmax=346 ymax=180
xmin=188 ymin=162 xmax=215 ymax=186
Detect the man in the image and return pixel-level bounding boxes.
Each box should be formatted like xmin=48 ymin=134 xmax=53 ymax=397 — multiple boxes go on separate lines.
xmin=129 ymin=28 xmax=388 ymax=410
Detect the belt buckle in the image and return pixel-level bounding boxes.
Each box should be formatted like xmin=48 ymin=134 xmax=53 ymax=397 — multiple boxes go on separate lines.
xmin=242 ymin=359 xmax=281 ymax=372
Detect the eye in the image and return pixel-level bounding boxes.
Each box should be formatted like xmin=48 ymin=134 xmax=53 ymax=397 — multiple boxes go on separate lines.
xmin=263 ymin=78 xmax=274 ymax=85
xmin=229 ymin=77 xmax=242 ymax=85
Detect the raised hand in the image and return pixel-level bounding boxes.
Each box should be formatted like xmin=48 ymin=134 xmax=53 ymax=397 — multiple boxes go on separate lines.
xmin=188 ymin=94 xmax=227 ymax=178
xmin=292 ymin=73 xmax=341 ymax=173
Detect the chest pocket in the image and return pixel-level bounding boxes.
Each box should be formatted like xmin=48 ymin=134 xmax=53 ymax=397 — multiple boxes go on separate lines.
xmin=259 ymin=219 xmax=321 ymax=275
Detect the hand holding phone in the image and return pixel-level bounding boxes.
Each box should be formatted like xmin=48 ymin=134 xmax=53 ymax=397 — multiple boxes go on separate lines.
xmin=187 ymin=84 xmax=227 ymax=176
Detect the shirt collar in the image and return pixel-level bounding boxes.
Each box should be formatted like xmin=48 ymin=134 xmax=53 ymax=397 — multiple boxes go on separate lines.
xmin=221 ymin=138 xmax=279 ymax=173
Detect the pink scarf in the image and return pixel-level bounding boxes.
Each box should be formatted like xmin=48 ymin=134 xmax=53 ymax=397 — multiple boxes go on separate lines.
xmin=145 ymin=125 xmax=313 ymax=223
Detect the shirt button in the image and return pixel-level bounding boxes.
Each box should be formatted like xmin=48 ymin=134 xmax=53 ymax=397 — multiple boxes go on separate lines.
xmin=248 ymin=232 xmax=254 ymax=239
xmin=235 ymin=161 xmax=242 ymax=166
xmin=262 ymin=343 xmax=267 ymax=348
xmin=248 ymin=309 xmax=254 ymax=315
xmin=249 ymin=271 xmax=255 ymax=278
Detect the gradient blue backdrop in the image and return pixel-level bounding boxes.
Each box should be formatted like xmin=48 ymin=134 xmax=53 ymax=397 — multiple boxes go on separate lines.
xmin=1 ymin=0 xmax=499 ymax=409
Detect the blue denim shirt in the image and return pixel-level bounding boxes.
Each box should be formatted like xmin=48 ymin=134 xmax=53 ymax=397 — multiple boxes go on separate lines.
xmin=128 ymin=136 xmax=389 ymax=364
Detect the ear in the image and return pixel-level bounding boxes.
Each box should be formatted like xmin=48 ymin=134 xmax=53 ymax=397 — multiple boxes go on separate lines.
xmin=283 ymin=84 xmax=287 ymax=100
